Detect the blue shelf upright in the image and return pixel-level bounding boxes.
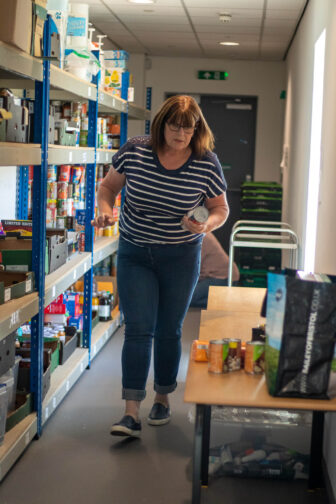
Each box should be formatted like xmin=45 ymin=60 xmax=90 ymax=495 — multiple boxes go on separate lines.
xmin=82 ymin=50 xmax=99 ymax=364
xmin=30 ymin=16 xmax=51 ymax=436
xmin=16 ymin=166 xmax=29 ymax=220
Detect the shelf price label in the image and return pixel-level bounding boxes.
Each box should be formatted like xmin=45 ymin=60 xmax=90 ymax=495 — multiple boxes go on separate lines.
xmin=69 ymin=151 xmax=73 ymax=163
xmin=83 ymin=151 xmax=87 ymax=163
xmin=53 ymin=397 xmax=57 ymax=409
xmin=10 ymin=310 xmax=20 ymax=328
xmin=88 ymin=87 xmax=92 ymax=98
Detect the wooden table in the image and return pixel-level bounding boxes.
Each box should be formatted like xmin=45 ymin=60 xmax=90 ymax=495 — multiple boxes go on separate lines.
xmin=207 ymin=285 xmax=266 ymax=312
xmin=184 ymin=288 xmax=336 ymax=504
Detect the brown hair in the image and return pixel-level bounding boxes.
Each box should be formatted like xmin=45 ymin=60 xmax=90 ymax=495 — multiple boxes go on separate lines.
xmin=150 ymin=95 xmax=214 ymax=159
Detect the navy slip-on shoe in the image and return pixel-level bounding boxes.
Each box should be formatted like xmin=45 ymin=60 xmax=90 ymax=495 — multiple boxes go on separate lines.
xmin=110 ymin=415 xmax=142 ymax=437
xmin=147 ymin=403 xmax=171 ymax=426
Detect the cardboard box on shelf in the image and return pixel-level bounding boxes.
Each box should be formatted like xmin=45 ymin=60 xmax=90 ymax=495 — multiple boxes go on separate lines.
xmin=0 ymin=0 xmax=33 ymax=54
xmin=31 ymin=0 xmax=47 ymax=57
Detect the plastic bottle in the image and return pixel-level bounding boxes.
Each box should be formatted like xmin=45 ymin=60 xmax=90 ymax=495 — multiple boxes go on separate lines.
xmin=98 ymin=291 xmax=112 ymax=321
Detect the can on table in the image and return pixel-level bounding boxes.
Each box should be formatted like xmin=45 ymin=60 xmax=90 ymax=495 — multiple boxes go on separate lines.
xmin=208 ymin=339 xmax=229 ymax=374
xmin=59 ymin=165 xmax=71 ymax=183
xmin=244 ymin=341 xmax=265 ymax=375
xmin=228 ymin=339 xmax=242 ymax=371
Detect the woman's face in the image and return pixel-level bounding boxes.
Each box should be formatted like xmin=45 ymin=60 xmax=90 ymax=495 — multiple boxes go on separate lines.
xmin=163 ymin=121 xmax=195 ymax=152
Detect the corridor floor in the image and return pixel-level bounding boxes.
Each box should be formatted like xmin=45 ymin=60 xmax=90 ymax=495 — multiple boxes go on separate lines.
xmin=0 ymin=309 xmax=328 ymax=504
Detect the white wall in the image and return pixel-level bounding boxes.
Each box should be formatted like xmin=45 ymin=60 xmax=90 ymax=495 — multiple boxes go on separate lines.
xmin=143 ymin=56 xmax=286 ymax=182
xmin=0 ymin=167 xmax=17 ymax=219
xmin=283 ymin=0 xmax=336 ymax=496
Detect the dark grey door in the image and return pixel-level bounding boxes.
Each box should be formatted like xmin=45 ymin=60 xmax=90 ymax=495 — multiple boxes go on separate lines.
xmin=200 ymin=95 xmax=257 ymax=252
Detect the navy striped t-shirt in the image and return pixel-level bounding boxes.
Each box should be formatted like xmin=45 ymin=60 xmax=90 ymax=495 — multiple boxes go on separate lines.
xmin=112 ymin=136 xmax=227 ymax=246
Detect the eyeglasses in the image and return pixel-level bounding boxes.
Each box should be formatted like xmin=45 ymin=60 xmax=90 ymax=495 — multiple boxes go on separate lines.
xmin=167 ymin=123 xmax=196 ymax=134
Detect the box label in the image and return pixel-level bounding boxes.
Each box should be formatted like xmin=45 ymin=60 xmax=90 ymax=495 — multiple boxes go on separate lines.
xmin=4 ymin=288 xmax=11 ymax=302
xmin=26 ymin=279 xmax=32 ymax=293
xmin=67 ymin=16 xmax=86 ymax=37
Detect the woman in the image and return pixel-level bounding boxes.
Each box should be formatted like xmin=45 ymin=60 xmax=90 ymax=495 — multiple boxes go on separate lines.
xmin=92 ymin=95 xmax=229 ymax=437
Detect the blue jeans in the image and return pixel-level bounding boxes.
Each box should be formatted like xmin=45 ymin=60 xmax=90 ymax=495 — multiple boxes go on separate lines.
xmin=117 ymin=236 xmax=201 ymax=401
xmin=190 ymin=277 xmax=229 ymax=309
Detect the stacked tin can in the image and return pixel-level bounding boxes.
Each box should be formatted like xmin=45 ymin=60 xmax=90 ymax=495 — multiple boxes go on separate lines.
xmin=46 ymin=164 xmax=85 ymax=229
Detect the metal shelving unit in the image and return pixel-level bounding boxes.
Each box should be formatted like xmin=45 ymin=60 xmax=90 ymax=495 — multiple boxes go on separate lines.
xmin=96 ymin=148 xmax=117 ymax=164
xmin=0 ymin=143 xmax=41 ymax=167
xmin=48 ymin=145 xmax=95 ymax=165
xmin=0 ymin=25 xmax=150 ymax=480
xmin=93 ymin=236 xmax=119 ymax=266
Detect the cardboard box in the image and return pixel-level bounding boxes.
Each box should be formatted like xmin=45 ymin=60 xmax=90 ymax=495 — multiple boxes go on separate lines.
xmin=16 ymin=348 xmax=51 ymax=400
xmin=0 ymin=0 xmax=32 ymax=53
xmin=0 ymin=271 xmax=35 ymax=305
xmin=0 ymin=333 xmax=16 ymax=376
xmin=6 ymin=392 xmax=33 ymax=432
xmin=31 ymin=0 xmax=47 ymax=57
xmin=59 ymin=332 xmax=78 ymax=364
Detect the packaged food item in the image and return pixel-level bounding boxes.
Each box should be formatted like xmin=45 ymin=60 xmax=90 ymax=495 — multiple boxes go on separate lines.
xmin=191 ymin=340 xmax=209 ymax=362
xmin=98 ymin=292 xmax=112 ymax=321
xmin=245 ymin=341 xmax=265 ymax=375
xmin=59 ymin=165 xmax=71 ymax=182
xmin=228 ymin=339 xmax=242 ymax=371
xmin=208 ymin=339 xmax=229 ymax=374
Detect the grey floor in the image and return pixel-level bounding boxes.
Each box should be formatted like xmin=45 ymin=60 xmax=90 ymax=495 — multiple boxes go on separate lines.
xmin=0 ymin=308 xmax=328 ymax=504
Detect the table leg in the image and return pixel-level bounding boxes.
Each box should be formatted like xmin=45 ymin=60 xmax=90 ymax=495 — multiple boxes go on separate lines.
xmin=192 ymin=404 xmax=210 ymax=504
xmin=308 ymin=411 xmax=325 ymax=490
xmin=201 ymin=405 xmax=211 ymax=486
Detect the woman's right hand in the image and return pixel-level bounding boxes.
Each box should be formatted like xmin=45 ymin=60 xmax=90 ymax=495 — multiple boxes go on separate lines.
xmin=91 ymin=213 xmax=114 ymax=228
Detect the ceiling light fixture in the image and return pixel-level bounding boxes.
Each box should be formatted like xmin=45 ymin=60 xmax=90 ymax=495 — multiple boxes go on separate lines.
xmin=219 ymin=41 xmax=240 ymax=46
xmin=128 ymin=0 xmax=156 ymax=4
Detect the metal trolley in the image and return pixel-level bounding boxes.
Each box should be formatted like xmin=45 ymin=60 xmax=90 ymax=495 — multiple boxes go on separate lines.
xmin=228 ymin=220 xmax=299 ymax=286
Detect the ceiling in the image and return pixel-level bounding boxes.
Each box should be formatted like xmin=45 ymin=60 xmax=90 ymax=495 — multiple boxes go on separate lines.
xmin=70 ymin=0 xmax=308 ymax=60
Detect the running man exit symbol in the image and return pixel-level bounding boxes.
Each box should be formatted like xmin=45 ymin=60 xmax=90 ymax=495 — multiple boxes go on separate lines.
xmin=198 ymin=71 xmax=228 ymax=80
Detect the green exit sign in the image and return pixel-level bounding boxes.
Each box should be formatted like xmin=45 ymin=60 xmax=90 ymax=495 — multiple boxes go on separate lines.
xmin=198 ymin=71 xmax=228 ymax=80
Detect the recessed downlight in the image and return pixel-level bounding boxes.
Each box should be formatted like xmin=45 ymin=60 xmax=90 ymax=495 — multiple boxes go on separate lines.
xmin=128 ymin=0 xmax=156 ymax=3
xmin=219 ymin=41 xmax=240 ymax=46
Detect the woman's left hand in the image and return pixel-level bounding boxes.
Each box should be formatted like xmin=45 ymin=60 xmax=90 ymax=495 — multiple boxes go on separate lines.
xmin=181 ymin=215 xmax=208 ymax=234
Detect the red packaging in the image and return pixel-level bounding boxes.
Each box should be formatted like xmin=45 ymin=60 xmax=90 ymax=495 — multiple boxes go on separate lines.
xmin=59 ymin=165 xmax=71 ymax=182
xmin=44 ymin=303 xmax=66 ymax=314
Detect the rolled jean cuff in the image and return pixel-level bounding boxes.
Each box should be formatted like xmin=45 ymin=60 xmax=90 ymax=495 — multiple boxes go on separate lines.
xmin=122 ymin=388 xmax=146 ymax=401
xmin=154 ymin=382 xmax=177 ymax=394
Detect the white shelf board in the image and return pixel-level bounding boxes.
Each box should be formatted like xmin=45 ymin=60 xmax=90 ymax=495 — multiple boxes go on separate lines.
xmin=50 ymin=66 xmax=96 ymax=102
xmin=233 ymin=240 xmax=298 ymax=249
xmin=44 ymin=252 xmax=92 ymax=306
xmin=91 ymin=309 xmax=121 ymax=361
xmin=96 ymin=148 xmax=117 ymax=164
xmin=42 ymin=348 xmax=89 ymax=425
xmin=97 ymin=90 xmax=127 ymax=113
xmin=93 ymin=236 xmax=119 ymax=266
xmin=128 ymin=104 xmax=151 ymax=121
xmin=0 ymin=142 xmax=41 ymax=166
xmin=0 ymin=293 xmax=39 ymax=342
xmin=0 ymin=42 xmax=42 ymax=82
xmin=48 ymin=145 xmax=95 ymax=165
xmin=0 ymin=413 xmax=37 ymax=482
